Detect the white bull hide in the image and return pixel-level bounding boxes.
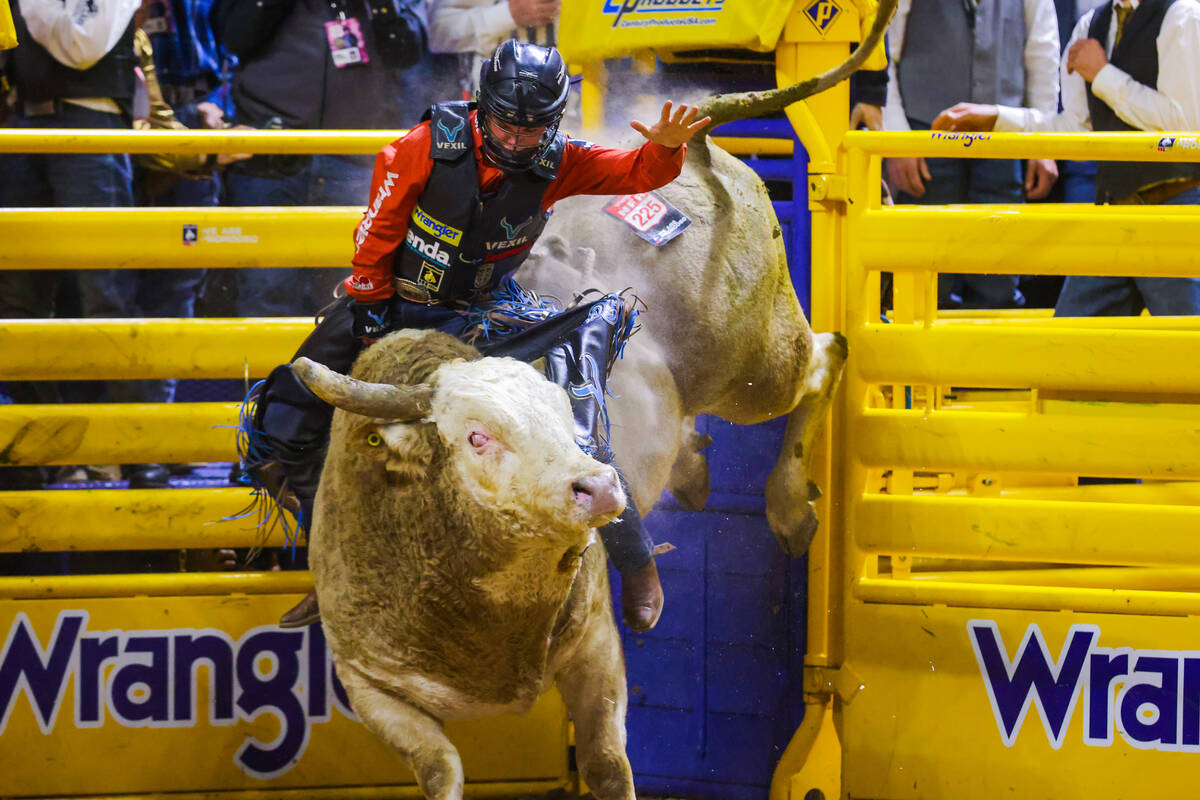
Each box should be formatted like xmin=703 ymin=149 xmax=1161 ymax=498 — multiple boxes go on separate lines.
xmin=517 ymin=142 xmax=846 ymax=554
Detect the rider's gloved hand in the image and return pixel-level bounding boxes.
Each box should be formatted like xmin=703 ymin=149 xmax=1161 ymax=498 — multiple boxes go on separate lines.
xmin=349 ymin=297 xmax=396 ymax=345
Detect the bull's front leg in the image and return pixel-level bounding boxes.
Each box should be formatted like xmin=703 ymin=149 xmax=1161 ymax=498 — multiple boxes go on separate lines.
xmin=336 ymin=666 xmax=464 ymax=800
xmin=555 ymin=611 xmax=636 ymax=800
xmin=764 ymin=331 xmax=847 ymax=556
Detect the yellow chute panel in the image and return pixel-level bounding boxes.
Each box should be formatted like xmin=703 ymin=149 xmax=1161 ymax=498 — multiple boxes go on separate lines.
xmin=559 ymin=0 xmax=887 ymax=69
xmin=559 ymin=0 xmax=795 ymax=62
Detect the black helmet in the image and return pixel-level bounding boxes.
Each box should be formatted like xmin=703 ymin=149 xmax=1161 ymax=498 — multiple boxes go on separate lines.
xmin=477 ymin=39 xmax=569 ymax=171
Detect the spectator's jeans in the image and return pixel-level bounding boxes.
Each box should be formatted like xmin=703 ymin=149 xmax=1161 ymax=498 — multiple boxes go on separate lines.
xmin=0 ymin=104 xmax=135 ymax=404
xmin=121 ymin=174 xmax=220 ymax=402
xmin=224 ymin=155 xmax=373 ymax=316
xmin=1055 ymin=186 xmax=1200 ymax=317
xmin=896 ymin=119 xmax=1025 ymax=310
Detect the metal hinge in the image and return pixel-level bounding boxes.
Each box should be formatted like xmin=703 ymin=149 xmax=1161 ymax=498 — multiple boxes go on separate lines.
xmin=804 ymin=663 xmax=864 ymax=703
xmin=808 ymin=174 xmax=848 ymax=203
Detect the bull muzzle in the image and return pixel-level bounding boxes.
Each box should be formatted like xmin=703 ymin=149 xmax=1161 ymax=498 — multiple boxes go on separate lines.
xmin=292 ymin=356 xmax=433 ymax=420
xmin=572 ymin=469 xmax=625 ymax=527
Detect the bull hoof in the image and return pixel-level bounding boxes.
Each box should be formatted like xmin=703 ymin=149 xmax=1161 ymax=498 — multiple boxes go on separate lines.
xmin=279 ymin=589 xmax=321 ymax=628
xmin=621 ymin=560 xmax=663 ymax=632
xmin=768 ymin=502 xmax=819 ymax=558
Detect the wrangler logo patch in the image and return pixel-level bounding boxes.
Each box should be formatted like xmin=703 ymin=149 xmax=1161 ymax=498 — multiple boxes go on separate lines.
xmin=412 ymin=206 xmax=463 ymax=245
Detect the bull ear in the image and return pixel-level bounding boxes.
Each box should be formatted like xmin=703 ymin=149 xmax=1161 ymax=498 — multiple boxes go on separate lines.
xmin=292 ymin=357 xmax=433 ymax=420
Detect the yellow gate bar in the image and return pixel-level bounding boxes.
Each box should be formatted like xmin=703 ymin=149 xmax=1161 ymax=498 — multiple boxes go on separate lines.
xmin=857 ymin=205 xmax=1200 ymax=276
xmin=856 ymin=494 xmax=1200 ymax=567
xmin=853 ymin=324 xmax=1200 ymax=393
xmin=854 ymin=408 xmax=1200 ymax=478
xmin=24 ymin=781 xmax=571 ymax=800
xmin=845 ymin=130 xmax=1200 ymax=161
xmin=914 ymin=565 xmax=1200 ymax=591
xmin=0 ymin=402 xmax=238 ymax=465
xmin=712 ymin=136 xmax=794 ymax=156
xmin=0 ymin=570 xmax=312 ymax=599
xmin=0 ymin=488 xmax=285 ymax=551
xmin=856 ymin=576 xmax=1200 ymax=617
xmin=0 ymin=128 xmax=405 ymax=154
xmin=0 ymin=318 xmax=309 ymax=379
xmin=0 ymin=208 xmax=359 ymax=269
xmin=935 ymin=314 xmax=1200 ymax=329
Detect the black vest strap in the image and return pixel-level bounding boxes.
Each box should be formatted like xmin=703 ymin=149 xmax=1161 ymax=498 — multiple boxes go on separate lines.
xmin=1086 ymin=0 xmax=1200 ymax=202
xmin=427 ymin=102 xmax=474 ymax=162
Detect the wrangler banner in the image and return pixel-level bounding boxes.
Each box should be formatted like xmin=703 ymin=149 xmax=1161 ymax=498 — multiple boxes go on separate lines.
xmin=558 ymin=0 xmax=887 ymax=68
xmin=0 ymin=596 xmax=569 ymax=797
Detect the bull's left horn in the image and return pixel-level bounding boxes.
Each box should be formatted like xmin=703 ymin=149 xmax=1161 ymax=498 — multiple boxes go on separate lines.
xmin=291 ymin=357 xmax=433 ymax=420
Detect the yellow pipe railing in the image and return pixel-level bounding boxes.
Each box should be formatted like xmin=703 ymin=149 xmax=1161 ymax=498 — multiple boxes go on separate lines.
xmin=853 ymin=324 xmax=1200 ymax=392
xmin=0 ymin=488 xmax=267 ymax=550
xmin=0 ymin=570 xmax=312 ymax=599
xmin=858 ymin=205 xmax=1200 ymax=275
xmin=855 ymin=494 xmax=1200 ymax=567
xmin=854 ymin=407 xmax=1200 ymax=477
xmin=0 ymin=207 xmax=359 ymax=268
xmin=844 ymin=129 xmax=1200 ymax=161
xmin=855 ymin=576 xmax=1200 ymax=617
xmin=0 ymin=402 xmax=237 ymax=464
xmin=0 ymin=319 xmax=307 ymax=379
xmin=0 ymin=128 xmax=792 ymax=157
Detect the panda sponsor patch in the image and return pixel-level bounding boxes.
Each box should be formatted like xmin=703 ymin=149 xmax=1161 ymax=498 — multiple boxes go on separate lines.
xmin=604 ymin=191 xmax=690 ymax=247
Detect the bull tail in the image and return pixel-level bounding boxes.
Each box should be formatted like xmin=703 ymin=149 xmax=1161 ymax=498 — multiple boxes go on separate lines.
xmin=691 ymin=0 xmax=896 ymax=149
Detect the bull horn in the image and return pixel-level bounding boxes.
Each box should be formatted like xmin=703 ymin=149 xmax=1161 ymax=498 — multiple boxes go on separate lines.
xmin=696 ymin=0 xmax=897 ymax=131
xmin=291 ymin=357 xmax=433 ymax=420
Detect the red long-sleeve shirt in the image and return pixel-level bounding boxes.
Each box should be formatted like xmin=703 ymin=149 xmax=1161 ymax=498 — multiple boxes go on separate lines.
xmin=346 ymin=110 xmax=687 ymax=303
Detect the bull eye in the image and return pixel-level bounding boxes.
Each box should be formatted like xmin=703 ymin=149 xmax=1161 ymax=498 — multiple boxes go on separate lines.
xmin=366 ymin=432 xmax=383 ymax=447
xmin=468 ymin=431 xmax=490 ymax=451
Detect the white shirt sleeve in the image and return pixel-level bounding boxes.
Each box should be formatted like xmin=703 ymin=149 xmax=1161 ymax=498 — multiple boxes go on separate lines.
xmin=18 ymin=0 xmax=139 ymax=70
xmin=997 ymin=11 xmax=1094 ymax=132
xmin=429 ymin=0 xmax=516 ymax=57
xmin=1090 ymin=0 xmax=1200 ymax=130
xmin=882 ymin=0 xmax=912 ymax=132
xmin=1023 ymin=0 xmax=1062 ymax=114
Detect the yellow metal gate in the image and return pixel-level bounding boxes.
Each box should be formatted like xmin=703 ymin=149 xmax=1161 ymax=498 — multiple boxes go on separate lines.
xmin=775 ymin=130 xmax=1200 ymax=800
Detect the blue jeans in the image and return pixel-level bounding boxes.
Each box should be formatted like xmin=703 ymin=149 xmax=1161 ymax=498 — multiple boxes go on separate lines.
xmin=0 ymin=104 xmax=137 ymax=404
xmin=897 ymin=118 xmax=1025 ymax=309
xmin=224 ymin=155 xmax=373 ymax=316
xmin=1054 ymin=186 xmax=1200 ymax=317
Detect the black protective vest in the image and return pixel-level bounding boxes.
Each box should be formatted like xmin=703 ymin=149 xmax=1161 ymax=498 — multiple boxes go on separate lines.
xmin=1087 ymin=0 xmax=1200 ymax=202
xmin=394 ymin=102 xmax=564 ymax=302
xmin=7 ymin=0 xmax=136 ymax=109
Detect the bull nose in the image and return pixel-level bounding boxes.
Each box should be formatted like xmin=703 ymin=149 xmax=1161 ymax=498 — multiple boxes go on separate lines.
xmin=572 ymin=471 xmax=625 ymax=524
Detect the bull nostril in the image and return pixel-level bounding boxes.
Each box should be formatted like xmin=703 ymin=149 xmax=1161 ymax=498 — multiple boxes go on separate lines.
xmin=572 ymin=482 xmax=594 ymax=503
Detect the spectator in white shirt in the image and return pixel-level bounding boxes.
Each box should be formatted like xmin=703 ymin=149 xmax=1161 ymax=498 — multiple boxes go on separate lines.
xmin=933 ymin=0 xmax=1200 ymax=317
xmin=883 ymin=0 xmax=1061 ymax=309
xmin=430 ymin=0 xmax=558 ymax=95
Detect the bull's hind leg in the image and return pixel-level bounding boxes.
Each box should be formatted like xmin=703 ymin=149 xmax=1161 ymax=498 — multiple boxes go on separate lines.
xmin=765 ymin=332 xmax=848 ymax=556
xmin=555 ymin=613 xmax=635 ymax=800
xmin=337 ymin=669 xmax=464 ymax=800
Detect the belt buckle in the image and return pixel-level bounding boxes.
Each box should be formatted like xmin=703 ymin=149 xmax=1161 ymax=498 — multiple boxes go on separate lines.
xmin=394 ymin=279 xmax=436 ymax=305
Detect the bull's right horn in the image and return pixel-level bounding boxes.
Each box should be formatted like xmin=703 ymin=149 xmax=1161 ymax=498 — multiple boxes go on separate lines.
xmin=291 ymin=357 xmax=433 ymax=420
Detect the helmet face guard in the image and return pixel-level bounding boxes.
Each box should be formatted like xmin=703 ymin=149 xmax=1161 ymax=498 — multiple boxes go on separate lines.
xmin=478 ymin=40 xmax=570 ymax=172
